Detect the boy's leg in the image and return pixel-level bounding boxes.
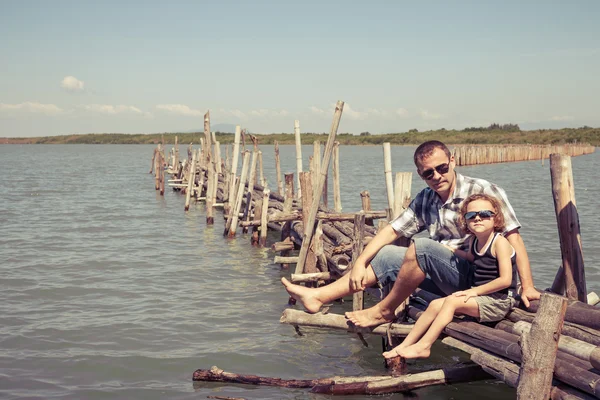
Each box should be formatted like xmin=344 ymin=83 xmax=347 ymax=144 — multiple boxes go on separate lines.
xmin=399 ymin=296 xmax=480 ymax=359
xmin=382 ymin=297 xmax=445 ymax=359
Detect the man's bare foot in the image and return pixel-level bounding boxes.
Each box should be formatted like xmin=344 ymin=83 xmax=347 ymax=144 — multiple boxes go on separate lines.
xmin=281 ymin=277 xmax=323 ymax=313
xmin=382 ymin=343 xmax=408 ymax=359
xmin=396 ymin=344 xmax=431 ymax=359
xmin=344 ymin=304 xmax=395 ymax=328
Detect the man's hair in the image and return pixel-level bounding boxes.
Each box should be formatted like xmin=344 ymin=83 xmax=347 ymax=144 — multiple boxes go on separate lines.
xmin=413 ymin=140 xmax=452 ymax=167
xmin=458 ymin=193 xmax=506 ymax=233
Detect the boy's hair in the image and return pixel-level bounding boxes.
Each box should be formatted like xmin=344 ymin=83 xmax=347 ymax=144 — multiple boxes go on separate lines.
xmin=458 ymin=193 xmax=506 ymax=233
xmin=413 ymin=140 xmax=452 ymax=167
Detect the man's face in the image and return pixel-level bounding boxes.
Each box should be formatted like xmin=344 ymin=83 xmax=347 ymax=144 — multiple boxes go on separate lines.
xmin=416 ymin=148 xmax=456 ymax=195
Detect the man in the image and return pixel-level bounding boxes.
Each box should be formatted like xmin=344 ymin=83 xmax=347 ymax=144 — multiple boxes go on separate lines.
xmin=282 ymin=140 xmax=540 ymax=327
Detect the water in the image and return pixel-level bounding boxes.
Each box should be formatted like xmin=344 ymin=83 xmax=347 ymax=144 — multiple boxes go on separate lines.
xmin=0 ymin=144 xmax=598 ymax=400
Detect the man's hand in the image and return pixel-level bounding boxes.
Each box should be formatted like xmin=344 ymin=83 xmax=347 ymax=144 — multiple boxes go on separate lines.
xmin=519 ymin=286 xmax=541 ymax=308
xmin=349 ymin=260 xmax=367 ymax=291
xmin=453 ymin=289 xmax=479 ymax=303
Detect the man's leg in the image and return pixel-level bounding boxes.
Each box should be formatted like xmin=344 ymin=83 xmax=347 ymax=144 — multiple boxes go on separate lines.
xmin=345 ymin=241 xmax=422 ymax=326
xmin=346 ymin=238 xmax=472 ymax=327
xmin=282 ymin=245 xmax=406 ymax=313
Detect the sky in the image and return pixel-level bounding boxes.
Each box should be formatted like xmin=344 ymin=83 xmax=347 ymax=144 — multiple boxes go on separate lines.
xmin=1 ymin=1 xmax=599 ymax=137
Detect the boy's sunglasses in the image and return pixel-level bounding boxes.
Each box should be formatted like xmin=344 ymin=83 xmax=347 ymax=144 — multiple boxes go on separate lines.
xmin=464 ymin=210 xmax=496 ymax=220
xmin=420 ymin=163 xmax=450 ymax=180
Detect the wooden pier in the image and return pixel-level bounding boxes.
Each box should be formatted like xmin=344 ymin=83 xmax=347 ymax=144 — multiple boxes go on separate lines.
xmin=150 ymin=102 xmax=598 ymax=398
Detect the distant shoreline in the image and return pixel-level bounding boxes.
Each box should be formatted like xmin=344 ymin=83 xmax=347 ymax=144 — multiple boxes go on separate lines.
xmin=1 ymin=126 xmax=599 ymax=146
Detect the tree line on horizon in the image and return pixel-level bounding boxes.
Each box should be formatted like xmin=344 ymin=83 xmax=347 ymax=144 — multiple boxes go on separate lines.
xmin=5 ymin=124 xmax=599 ymax=146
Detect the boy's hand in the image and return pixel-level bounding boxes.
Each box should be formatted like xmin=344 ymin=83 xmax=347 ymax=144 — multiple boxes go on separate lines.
xmin=453 ymin=289 xmax=479 ymax=303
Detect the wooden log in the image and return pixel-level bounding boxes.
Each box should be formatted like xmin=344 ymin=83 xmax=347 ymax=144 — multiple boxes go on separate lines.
xmin=274 ymin=256 xmax=298 ymax=264
xmin=550 ymin=153 xmax=587 ymax=302
xmin=239 ymin=210 xmax=388 ymax=227
xmin=258 ymin=150 xmax=265 ymax=187
xmin=295 ymin=101 xmax=344 ymax=274
xmin=442 ymin=337 xmax=595 ymax=400
xmin=228 ymin=126 xmax=242 ymax=204
xmin=352 ymin=212 xmax=366 ymax=312
xmin=311 ymin=363 xmax=490 ymax=395
xmin=258 ymin=188 xmax=270 ymax=247
xmin=251 ymin=197 xmax=262 ymax=246
xmin=272 ymin=241 xmax=295 ymax=252
xmin=184 ymin=149 xmax=197 ymax=211
xmin=226 ymin=151 xmax=250 ymax=237
xmin=313 ymin=221 xmax=328 ymax=272
xmin=588 ymin=292 xmax=600 ymax=306
xmin=204 ymin=111 xmax=212 ymax=161
xmin=283 ymin=173 xmax=294 ymax=213
xmin=274 ymin=141 xmax=283 ymax=196
xmin=321 ymin=223 xmax=352 ymax=245
xmin=291 ymin=272 xmax=331 ymax=283
xmin=294 ymin=119 xmax=303 ymax=199
xmin=333 ymin=141 xmax=342 ymax=212
xmin=524 ymin=297 xmax=600 ymax=331
xmin=517 ymin=292 xmax=568 ymax=400
xmin=280 ymin=309 xmax=413 ymax=337
xmin=383 ymin=142 xmax=394 ymax=210
xmin=206 ymin=157 xmax=215 ymax=225
xmin=299 ymin=172 xmax=318 ymax=275
xmin=392 ymin=172 xmax=412 ymax=219
xmin=507 ymin=307 xmax=600 ymax=347
xmin=243 ymin=150 xmax=259 ymax=234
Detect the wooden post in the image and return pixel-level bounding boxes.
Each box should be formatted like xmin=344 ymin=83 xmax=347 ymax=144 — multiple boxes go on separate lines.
xmin=184 ymin=149 xmax=196 ymax=211
xmin=333 ymin=141 xmax=341 ymax=212
xmin=206 ymin=158 xmax=215 ymax=225
xmin=299 ymin=172 xmax=318 ymax=275
xmin=258 ymin=150 xmax=265 ymax=187
xmin=313 ymin=140 xmax=321 ymax=204
xmin=214 ymin=141 xmax=222 ymax=175
xmin=251 ymin=197 xmax=262 ymax=246
xmin=243 ymin=150 xmax=259 ymax=233
xmin=226 ymin=151 xmax=250 ymax=237
xmin=275 ymin=141 xmax=283 ymax=196
xmin=352 ymin=212 xmax=366 ymax=311
xmin=550 ymin=154 xmax=587 ymax=302
xmin=295 ymin=101 xmax=344 ymax=275
xmin=294 ymin=119 xmax=303 ymax=199
xmin=393 ymin=172 xmax=412 ymax=219
xmin=204 ymin=111 xmax=212 ymax=164
xmin=283 ymin=173 xmax=294 ymax=213
xmin=383 ymin=143 xmax=394 ymax=210
xmin=517 ymin=292 xmax=568 ymax=399
xmin=259 ymin=188 xmax=270 ymax=247
xmin=229 ymin=126 xmax=242 ymax=204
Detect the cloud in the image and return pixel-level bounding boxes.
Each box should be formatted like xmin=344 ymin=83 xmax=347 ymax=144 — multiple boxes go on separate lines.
xmin=309 ymin=106 xmax=326 ymax=115
xmin=0 ymin=101 xmax=64 ymax=116
xmin=366 ymin=108 xmax=387 ymax=117
xmin=550 ymin=115 xmax=574 ymax=121
xmin=420 ymin=109 xmax=443 ymax=120
xmin=396 ymin=108 xmax=409 ymax=118
xmin=61 ymin=76 xmax=85 ymax=92
xmin=80 ymin=104 xmax=146 ymax=115
xmin=156 ymin=104 xmax=204 ymax=117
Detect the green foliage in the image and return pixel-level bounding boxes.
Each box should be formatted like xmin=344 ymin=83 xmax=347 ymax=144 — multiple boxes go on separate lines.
xmin=5 ymin=126 xmax=600 ymax=146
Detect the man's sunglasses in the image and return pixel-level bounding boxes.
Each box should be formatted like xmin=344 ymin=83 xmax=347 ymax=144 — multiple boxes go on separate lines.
xmin=464 ymin=210 xmax=496 ymax=220
xmin=420 ymin=163 xmax=450 ymax=180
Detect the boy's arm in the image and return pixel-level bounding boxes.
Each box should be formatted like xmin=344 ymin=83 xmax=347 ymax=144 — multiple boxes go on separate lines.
xmin=505 ymin=229 xmax=540 ymax=307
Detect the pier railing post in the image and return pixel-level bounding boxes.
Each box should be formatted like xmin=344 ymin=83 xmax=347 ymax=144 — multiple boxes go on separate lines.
xmin=549 ymin=153 xmax=587 ymax=302
xmin=333 ymin=141 xmax=341 ymax=212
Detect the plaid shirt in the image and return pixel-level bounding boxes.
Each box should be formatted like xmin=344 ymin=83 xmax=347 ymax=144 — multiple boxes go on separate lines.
xmin=390 ymin=172 xmax=521 ymax=250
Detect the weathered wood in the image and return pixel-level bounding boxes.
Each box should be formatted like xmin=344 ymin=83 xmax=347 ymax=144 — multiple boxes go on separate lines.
xmin=274 ymin=141 xmax=283 ymax=196
xmin=294 ymin=119 xmax=303 ymax=199
xmin=239 ymin=210 xmax=388 ymax=226
xmin=283 ymin=173 xmax=294 ymax=213
xmin=383 ymin=142 xmax=394 ymax=210
xmin=206 ymin=156 xmax=215 ymax=225
xmin=291 ymin=272 xmax=331 ymax=283
xmin=333 ymin=141 xmax=342 ymax=212
xmin=299 ymin=172 xmax=318 ymax=275
xmin=243 ymin=150 xmax=259 ymax=234
xmin=550 ymin=154 xmax=587 ymax=302
xmin=184 ymin=149 xmax=197 ymax=211
xmin=274 ymin=256 xmax=298 ymax=264
xmin=259 ymin=188 xmax=270 ymax=247
xmin=524 ymin=297 xmax=600 ymax=332
xmin=204 ymin=111 xmax=212 ymax=162
xmin=228 ymin=126 xmax=242 ymax=204
xmin=280 ymin=309 xmax=413 ymax=337
xmin=295 ymin=101 xmax=344 ymax=274
xmin=442 ymin=337 xmax=595 ymax=400
xmin=352 ymin=212 xmax=366 ymax=312
xmin=226 ymin=151 xmax=251 ymax=237
xmin=517 ymin=292 xmax=568 ymax=400
xmin=392 ymin=172 xmax=412 ymax=219
xmin=272 ymin=241 xmax=295 ymax=252
xmin=507 ymin=307 xmax=600 ymax=347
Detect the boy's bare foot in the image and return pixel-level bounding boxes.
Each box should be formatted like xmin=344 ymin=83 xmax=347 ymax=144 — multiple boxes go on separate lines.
xmin=382 ymin=343 xmax=408 ymax=359
xmin=281 ymin=277 xmax=323 ymax=313
xmin=397 ymin=344 xmax=431 ymax=359
xmin=345 ymin=304 xmax=395 ymax=328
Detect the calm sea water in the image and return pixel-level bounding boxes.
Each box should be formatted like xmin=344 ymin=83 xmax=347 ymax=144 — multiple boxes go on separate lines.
xmin=1 ymin=144 xmax=598 ymax=400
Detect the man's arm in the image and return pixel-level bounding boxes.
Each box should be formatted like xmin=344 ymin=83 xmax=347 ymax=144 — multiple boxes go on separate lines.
xmin=505 ymin=228 xmax=540 ymax=307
